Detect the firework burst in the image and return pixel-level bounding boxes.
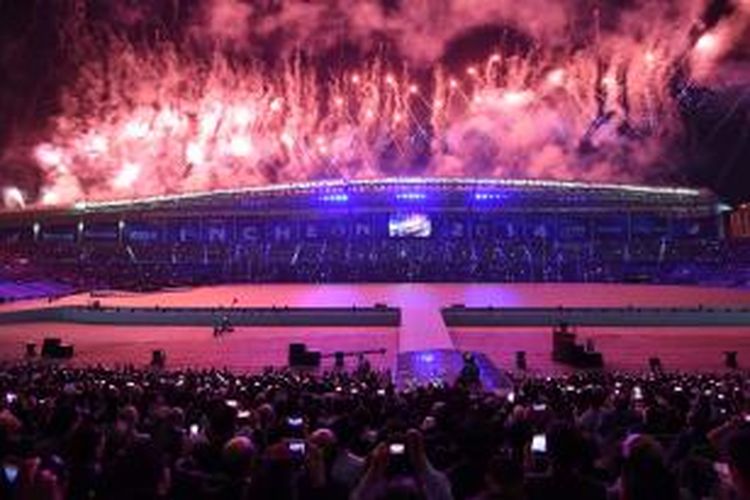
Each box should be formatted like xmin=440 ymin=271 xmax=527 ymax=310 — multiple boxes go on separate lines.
xmin=1 ymin=0 xmax=748 ymax=207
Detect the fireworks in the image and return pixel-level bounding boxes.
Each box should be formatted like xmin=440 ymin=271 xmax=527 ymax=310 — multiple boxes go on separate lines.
xmin=2 ymin=187 xmax=25 ymax=210
xmin=1 ymin=0 xmax=748 ymax=208
xmin=696 ymin=33 xmax=720 ymax=54
xmin=28 ymin=47 xmax=678 ymax=205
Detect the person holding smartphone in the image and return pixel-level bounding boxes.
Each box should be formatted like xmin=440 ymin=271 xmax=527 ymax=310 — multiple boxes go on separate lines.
xmin=525 ymin=422 xmax=606 ymax=500
xmin=727 ymin=427 xmax=750 ymax=500
xmin=250 ymin=437 xmax=331 ymax=499
xmin=0 ymin=461 xmax=19 ymax=498
xmin=350 ymin=429 xmax=453 ymax=500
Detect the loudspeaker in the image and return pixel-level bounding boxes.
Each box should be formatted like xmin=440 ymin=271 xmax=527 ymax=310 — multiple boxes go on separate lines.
xmin=725 ymin=351 xmax=738 ymax=369
xmin=585 ymin=339 xmax=595 ymax=352
xmin=304 ymin=350 xmax=321 ymax=367
xmin=151 ymin=349 xmax=166 ymax=368
xmin=515 ymin=351 xmax=527 ymax=370
xmin=289 ymin=343 xmax=308 ymax=366
xmin=288 ymin=343 xmax=321 ymax=367
xmin=41 ymin=338 xmax=62 ymax=358
xmin=41 ymin=338 xmax=73 ymax=359
xmin=289 ymin=343 xmax=306 ymax=355
xmin=649 ymin=357 xmax=662 ymax=372
xmin=25 ymin=343 xmax=36 ymax=357
xmin=334 ymin=351 xmax=345 ymax=369
xmin=58 ymin=344 xmax=74 ymax=359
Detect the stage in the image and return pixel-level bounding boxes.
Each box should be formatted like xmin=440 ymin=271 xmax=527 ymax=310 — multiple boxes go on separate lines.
xmin=1 ymin=283 xmax=749 ymax=377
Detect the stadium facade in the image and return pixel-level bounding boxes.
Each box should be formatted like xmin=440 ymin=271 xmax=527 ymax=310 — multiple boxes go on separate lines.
xmin=0 ymin=178 xmax=727 ymax=286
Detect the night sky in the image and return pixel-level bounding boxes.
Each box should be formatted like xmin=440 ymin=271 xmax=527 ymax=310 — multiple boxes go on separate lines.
xmin=0 ymin=0 xmax=748 ymax=205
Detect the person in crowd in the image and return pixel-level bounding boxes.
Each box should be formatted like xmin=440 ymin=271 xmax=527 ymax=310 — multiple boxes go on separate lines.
xmin=66 ymin=421 xmax=105 ymax=500
xmin=525 ymin=421 xmax=607 ymax=500
xmin=614 ymin=434 xmax=680 ymax=500
xmin=472 ymin=450 xmax=526 ymax=500
xmin=329 ymin=418 xmax=366 ymax=495
xmin=351 ymin=429 xmax=453 ymax=500
xmin=727 ymin=427 xmax=750 ymax=500
xmin=0 ymin=363 xmax=749 ymax=499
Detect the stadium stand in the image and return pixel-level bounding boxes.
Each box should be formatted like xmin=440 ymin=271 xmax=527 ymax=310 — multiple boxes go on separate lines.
xmin=1 ymin=179 xmax=743 ymax=290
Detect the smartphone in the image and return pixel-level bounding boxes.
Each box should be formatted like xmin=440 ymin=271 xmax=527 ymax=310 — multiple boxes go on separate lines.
xmin=377 ymin=388 xmax=386 ymax=396
xmin=714 ymin=462 xmax=730 ymax=477
xmin=389 ymin=443 xmax=406 ymax=455
xmin=226 ymin=399 xmax=238 ymax=408
xmin=743 ymin=414 xmax=750 ymax=422
xmin=3 ymin=464 xmax=19 ymax=485
xmin=238 ymin=410 xmax=251 ymax=419
xmin=633 ymin=387 xmax=643 ymax=401
xmin=532 ymin=403 xmax=547 ymax=411
xmin=5 ymin=393 xmax=16 ymax=404
xmin=507 ymin=392 xmax=515 ymax=404
xmin=387 ymin=442 xmax=410 ymax=475
xmin=189 ymin=424 xmax=200 ymax=437
xmin=288 ymin=440 xmax=306 ymax=456
xmin=287 ymin=416 xmax=303 ymax=427
xmin=531 ymin=434 xmax=547 ymax=454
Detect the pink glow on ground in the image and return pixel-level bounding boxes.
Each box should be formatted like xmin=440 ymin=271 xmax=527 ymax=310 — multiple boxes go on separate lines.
xmin=1 ymin=283 xmax=749 ymax=373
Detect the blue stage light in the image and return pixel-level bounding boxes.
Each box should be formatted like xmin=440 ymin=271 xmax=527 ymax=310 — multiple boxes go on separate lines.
xmin=319 ymin=193 xmax=349 ymax=202
xmin=420 ymin=352 xmax=435 ymax=363
xmin=474 ymin=192 xmax=503 ymax=201
xmin=396 ymin=192 xmax=426 ymax=201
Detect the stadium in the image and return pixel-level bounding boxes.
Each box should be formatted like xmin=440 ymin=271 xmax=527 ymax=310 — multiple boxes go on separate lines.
xmin=1 ymin=1 xmax=750 ymax=499
xmin=0 ymin=178 xmax=728 ymax=287
xmin=1 ymin=174 xmax=748 ymax=379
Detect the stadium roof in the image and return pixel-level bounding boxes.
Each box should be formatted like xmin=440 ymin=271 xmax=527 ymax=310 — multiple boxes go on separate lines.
xmin=71 ymin=177 xmax=706 ymax=209
xmin=0 ymin=178 xmax=716 ymax=221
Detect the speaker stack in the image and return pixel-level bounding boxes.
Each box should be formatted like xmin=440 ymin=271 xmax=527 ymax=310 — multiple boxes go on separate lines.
xmin=288 ymin=343 xmax=321 ymax=368
xmin=41 ymin=337 xmax=74 ymax=359
xmin=725 ymin=351 xmax=738 ymax=369
xmin=515 ymin=351 xmax=527 ymax=370
xmin=151 ymin=349 xmax=166 ymax=368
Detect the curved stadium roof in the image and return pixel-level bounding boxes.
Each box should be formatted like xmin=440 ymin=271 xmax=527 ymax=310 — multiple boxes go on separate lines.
xmin=1 ymin=178 xmax=716 ymax=221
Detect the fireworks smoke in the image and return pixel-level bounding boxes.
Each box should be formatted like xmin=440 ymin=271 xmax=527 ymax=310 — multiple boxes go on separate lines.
xmin=0 ymin=0 xmax=748 ymax=207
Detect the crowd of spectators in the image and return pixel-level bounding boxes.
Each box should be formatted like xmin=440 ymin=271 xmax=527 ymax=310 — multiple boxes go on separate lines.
xmin=2 ymin=362 xmax=750 ymax=499
xmin=5 ymin=235 xmax=743 ymax=290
